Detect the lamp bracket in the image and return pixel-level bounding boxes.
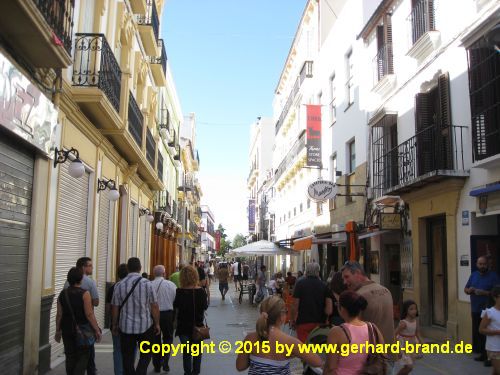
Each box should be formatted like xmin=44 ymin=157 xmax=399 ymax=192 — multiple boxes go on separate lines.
xmin=54 ymin=147 xmax=80 ymax=168
xmin=139 ymin=208 xmax=151 ymax=217
xmin=97 ymin=178 xmax=116 ymax=192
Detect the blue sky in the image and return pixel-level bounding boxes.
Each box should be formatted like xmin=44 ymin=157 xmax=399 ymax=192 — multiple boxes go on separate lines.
xmin=162 ymin=0 xmax=306 ymax=238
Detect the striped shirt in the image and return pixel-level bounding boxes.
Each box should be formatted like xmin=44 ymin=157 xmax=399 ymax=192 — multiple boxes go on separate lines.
xmin=111 ymin=273 xmax=157 ymax=334
xmin=248 ymin=355 xmax=291 ymax=375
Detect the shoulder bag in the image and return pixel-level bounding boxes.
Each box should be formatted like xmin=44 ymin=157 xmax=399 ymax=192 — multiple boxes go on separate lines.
xmin=192 ymin=289 xmax=210 ymax=341
xmin=64 ymin=289 xmax=96 ymax=349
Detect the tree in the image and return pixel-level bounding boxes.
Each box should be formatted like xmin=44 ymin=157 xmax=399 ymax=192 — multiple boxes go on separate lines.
xmin=232 ymin=233 xmax=247 ymax=249
xmin=216 ymin=224 xmax=231 ymax=256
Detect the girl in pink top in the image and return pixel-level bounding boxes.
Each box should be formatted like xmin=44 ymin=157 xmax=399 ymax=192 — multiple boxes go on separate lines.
xmin=324 ymin=291 xmax=385 ymax=375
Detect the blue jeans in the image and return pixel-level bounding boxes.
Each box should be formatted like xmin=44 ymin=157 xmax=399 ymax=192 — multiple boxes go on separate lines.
xmin=112 ymin=334 xmax=123 ymax=375
xmin=179 ymin=335 xmax=202 ymax=375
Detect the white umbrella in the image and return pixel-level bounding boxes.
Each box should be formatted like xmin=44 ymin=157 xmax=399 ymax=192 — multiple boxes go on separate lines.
xmin=228 ymin=240 xmax=299 ymax=257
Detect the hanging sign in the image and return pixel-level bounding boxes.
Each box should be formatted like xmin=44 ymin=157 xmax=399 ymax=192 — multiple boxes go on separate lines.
xmin=306 ymin=104 xmax=322 ymax=167
xmin=248 ymin=199 xmax=256 ymax=232
xmin=307 ymin=180 xmax=337 ymax=202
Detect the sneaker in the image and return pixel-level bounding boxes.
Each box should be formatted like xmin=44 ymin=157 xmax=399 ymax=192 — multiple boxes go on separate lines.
xmin=484 ymin=360 xmax=492 ymax=367
xmin=163 ymin=364 xmax=170 ymax=372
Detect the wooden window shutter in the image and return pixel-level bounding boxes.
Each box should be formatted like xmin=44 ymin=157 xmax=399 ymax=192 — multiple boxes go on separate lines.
xmin=437 ymin=73 xmax=452 ymax=168
xmin=437 ymin=73 xmax=451 ymax=129
xmin=428 ymin=0 xmax=435 ymax=31
xmin=383 ymin=14 xmax=394 ymax=74
xmin=415 ymin=92 xmax=433 ymax=132
xmin=415 ymin=92 xmax=434 ymax=175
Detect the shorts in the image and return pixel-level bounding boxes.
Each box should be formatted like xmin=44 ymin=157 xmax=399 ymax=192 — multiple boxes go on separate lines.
xmin=219 ymin=282 xmax=228 ymax=293
xmin=234 ymin=275 xmax=241 ymax=281
xmin=488 ymin=351 xmax=500 ymax=360
xmin=242 ymin=274 xmax=249 ymax=281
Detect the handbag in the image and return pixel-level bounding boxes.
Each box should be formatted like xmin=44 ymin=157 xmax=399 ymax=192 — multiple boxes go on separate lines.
xmin=191 ymin=289 xmax=210 ymax=341
xmin=340 ymin=322 xmax=387 ymax=375
xmin=64 ymin=289 xmax=96 ymax=349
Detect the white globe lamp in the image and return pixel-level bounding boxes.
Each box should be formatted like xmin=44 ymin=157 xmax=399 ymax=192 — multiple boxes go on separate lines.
xmin=109 ymin=188 xmax=120 ymax=201
xmin=156 ymin=222 xmax=164 ymax=231
xmin=68 ymin=159 xmax=85 ymax=178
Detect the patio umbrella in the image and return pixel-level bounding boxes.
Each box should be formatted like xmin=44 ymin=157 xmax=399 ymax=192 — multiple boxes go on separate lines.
xmin=228 ymin=240 xmax=299 ymax=257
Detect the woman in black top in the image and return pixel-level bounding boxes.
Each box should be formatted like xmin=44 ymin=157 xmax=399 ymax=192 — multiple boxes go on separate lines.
xmin=55 ymin=267 xmax=101 ymax=375
xmin=174 ymin=265 xmax=208 ymax=375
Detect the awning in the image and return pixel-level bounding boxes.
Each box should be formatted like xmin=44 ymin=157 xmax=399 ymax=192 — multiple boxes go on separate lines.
xmin=358 ymin=230 xmax=392 ymax=240
xmin=470 ymin=183 xmax=500 ymax=197
xmin=293 ymin=236 xmax=313 ymax=251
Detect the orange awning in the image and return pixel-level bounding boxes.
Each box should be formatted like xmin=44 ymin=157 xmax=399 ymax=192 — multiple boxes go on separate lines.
xmin=293 ymin=236 xmax=313 ymax=251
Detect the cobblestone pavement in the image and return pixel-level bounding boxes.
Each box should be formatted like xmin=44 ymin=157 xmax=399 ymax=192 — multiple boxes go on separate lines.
xmin=47 ymin=282 xmax=488 ymax=375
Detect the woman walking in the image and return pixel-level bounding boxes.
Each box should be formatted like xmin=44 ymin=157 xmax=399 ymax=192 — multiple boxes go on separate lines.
xmin=236 ymin=296 xmax=323 ymax=374
xmin=173 ymin=265 xmax=209 ymax=375
xmin=55 ymin=267 xmax=101 ymax=375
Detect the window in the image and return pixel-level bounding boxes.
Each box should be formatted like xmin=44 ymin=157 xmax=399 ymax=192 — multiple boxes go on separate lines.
xmin=409 ymin=0 xmax=435 ymax=45
xmin=375 ymin=15 xmax=393 ymax=83
xmin=346 ymin=50 xmax=354 ymax=107
xmin=371 ymin=116 xmax=399 ymax=195
xmin=329 ymin=74 xmax=336 ymax=124
xmin=300 ymin=203 xmax=303 ymax=212
xmin=348 ymin=139 xmax=356 ymax=173
xmin=294 ymin=207 xmax=297 ymax=216
xmin=331 ymin=153 xmax=338 ymax=182
xmin=307 ymin=199 xmax=311 ymax=209
xmin=317 ymin=91 xmax=322 ymax=105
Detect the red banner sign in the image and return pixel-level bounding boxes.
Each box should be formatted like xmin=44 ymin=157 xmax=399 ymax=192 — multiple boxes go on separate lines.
xmin=306 ymin=104 xmax=322 ymax=167
xmin=215 ymin=230 xmax=221 ymax=251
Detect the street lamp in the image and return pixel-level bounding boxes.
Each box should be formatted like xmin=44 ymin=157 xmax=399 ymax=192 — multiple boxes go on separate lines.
xmin=53 ymin=147 xmax=85 ymax=178
xmin=97 ymin=179 xmax=120 ymax=201
xmin=139 ymin=208 xmax=155 ymax=223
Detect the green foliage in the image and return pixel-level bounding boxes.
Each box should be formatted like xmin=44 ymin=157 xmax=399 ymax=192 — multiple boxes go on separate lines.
xmin=232 ymin=233 xmax=247 ymax=249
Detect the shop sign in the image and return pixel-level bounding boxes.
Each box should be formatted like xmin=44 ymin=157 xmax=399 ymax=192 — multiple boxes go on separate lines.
xmin=307 ymin=179 xmax=337 ymax=202
xmin=0 ymin=52 xmax=58 ymax=154
xmin=462 ymin=210 xmax=469 ymax=226
xmin=248 ymin=199 xmax=256 ymax=233
xmin=306 ymin=104 xmax=322 ymax=167
xmin=379 ymin=213 xmax=401 ymax=230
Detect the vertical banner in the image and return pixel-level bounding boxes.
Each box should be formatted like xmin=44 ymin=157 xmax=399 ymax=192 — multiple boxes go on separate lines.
xmin=306 ymin=104 xmax=322 ymax=167
xmin=215 ymin=230 xmax=221 ymax=251
xmin=248 ymin=199 xmax=256 ymax=233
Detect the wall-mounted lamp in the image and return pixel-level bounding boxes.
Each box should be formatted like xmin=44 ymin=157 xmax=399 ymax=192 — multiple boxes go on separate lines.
xmin=53 ymin=147 xmax=85 ymax=178
xmin=97 ymin=179 xmax=120 ymax=201
xmin=156 ymin=221 xmax=164 ymax=231
xmin=159 ymin=124 xmax=169 ymax=138
xmin=139 ymin=208 xmax=155 ymax=223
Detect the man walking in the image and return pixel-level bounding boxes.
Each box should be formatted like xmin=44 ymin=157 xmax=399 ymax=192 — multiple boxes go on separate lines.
xmin=232 ymin=259 xmax=241 ymax=291
xmin=465 ymin=256 xmax=500 ymax=367
xmin=64 ymin=257 xmax=99 ymax=375
xmin=217 ymin=263 xmax=229 ymax=300
xmin=111 ymin=258 xmax=160 ymax=375
xmin=292 ymin=263 xmax=329 ymax=342
xmin=169 ymin=263 xmax=184 ymax=288
xmin=151 ymin=265 xmax=176 ymax=373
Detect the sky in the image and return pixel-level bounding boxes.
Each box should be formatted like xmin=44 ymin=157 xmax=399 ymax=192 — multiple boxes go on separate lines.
xmin=162 ymin=0 xmax=307 ymax=239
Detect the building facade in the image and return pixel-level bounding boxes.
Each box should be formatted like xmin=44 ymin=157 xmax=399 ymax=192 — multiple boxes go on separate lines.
xmin=201 ymin=205 xmax=216 ymax=261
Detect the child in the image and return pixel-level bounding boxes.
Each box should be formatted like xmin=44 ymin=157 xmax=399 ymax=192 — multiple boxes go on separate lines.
xmin=479 ymin=285 xmax=500 ymax=375
xmin=395 ymin=300 xmax=424 ymax=375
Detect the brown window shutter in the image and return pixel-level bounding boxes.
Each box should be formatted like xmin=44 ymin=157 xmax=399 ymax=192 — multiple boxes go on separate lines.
xmin=384 ymin=14 xmax=394 ymax=74
xmin=428 ymin=0 xmax=435 ymax=31
xmin=415 ymin=92 xmax=434 ymax=174
xmin=437 ymin=73 xmax=452 ymax=168
xmin=438 ymin=73 xmax=451 ymax=129
xmin=415 ymin=92 xmax=433 ymax=132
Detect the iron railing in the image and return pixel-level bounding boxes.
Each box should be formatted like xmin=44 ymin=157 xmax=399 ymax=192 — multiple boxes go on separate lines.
xmin=168 ymin=129 xmax=176 ymax=147
xmin=146 ymin=128 xmax=155 ymax=167
xmin=159 ymin=105 xmax=170 ymax=132
xmin=373 ymin=43 xmax=394 ymax=84
xmin=373 ymin=125 xmax=466 ymax=195
xmin=72 ymin=33 xmax=122 ymax=113
xmin=275 ymin=61 xmax=313 ymax=134
xmin=179 ymin=173 xmax=194 ymax=191
xmin=128 ymin=91 xmax=143 ymax=147
xmin=274 ymin=131 xmax=306 ymax=182
xmin=157 ymin=152 xmax=164 ymax=182
xmin=156 ymin=190 xmax=168 ymax=211
xmin=172 ymin=201 xmax=177 ymax=221
xmin=136 ymin=0 xmax=159 ymax=42
xmin=408 ymin=0 xmax=435 ymax=45
xmin=34 ymin=0 xmax=75 ymax=54
xmin=150 ymin=39 xmax=167 ymax=75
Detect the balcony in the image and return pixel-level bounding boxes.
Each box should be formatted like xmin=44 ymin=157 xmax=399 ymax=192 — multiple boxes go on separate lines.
xmin=128 ymin=92 xmax=143 ymax=148
xmin=274 ymin=130 xmax=306 ymax=183
xmin=406 ymin=0 xmax=440 ymax=62
xmin=372 ymin=43 xmax=396 ymax=96
xmin=146 ymin=128 xmax=156 ymax=168
xmin=72 ymin=33 xmax=122 ymax=130
xmin=0 ymin=0 xmax=74 ymax=68
xmin=178 ymin=174 xmax=195 ymax=192
xmin=372 ymin=125 xmax=468 ymax=196
xmin=173 ymin=145 xmax=181 ymax=164
xmin=129 ymin=0 xmax=147 ymax=14
xmin=150 ymin=39 xmax=167 ymax=86
xmin=156 ymin=190 xmax=171 ymax=215
xmin=275 ymin=61 xmax=313 ymax=134
xmin=136 ymin=0 xmax=160 ymax=56
xmin=157 ymin=152 xmax=164 ymax=182
xmin=158 ymin=105 xmax=172 ymax=141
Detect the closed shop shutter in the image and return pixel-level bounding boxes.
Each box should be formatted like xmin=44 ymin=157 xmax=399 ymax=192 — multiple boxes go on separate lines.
xmin=0 ymin=137 xmax=34 ymax=374
xmin=49 ymin=162 xmax=90 ymax=362
xmin=129 ymin=202 xmax=138 ymax=257
xmin=95 ymin=188 xmax=112 ymax=329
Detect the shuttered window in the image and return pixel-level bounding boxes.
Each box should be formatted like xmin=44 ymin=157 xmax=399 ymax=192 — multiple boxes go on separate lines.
xmin=467 ymin=45 xmax=500 ymax=161
xmin=129 ymin=202 xmax=138 ymax=257
xmin=49 ymin=161 xmax=90 ymax=362
xmin=0 ymin=137 xmax=34 ymax=373
xmin=375 ymin=14 xmax=393 ymax=82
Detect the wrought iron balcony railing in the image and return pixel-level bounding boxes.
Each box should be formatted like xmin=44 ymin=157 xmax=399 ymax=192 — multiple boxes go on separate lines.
xmin=136 ymin=0 xmax=159 ymax=41
xmin=72 ymin=33 xmax=122 ymax=113
xmin=373 ymin=43 xmax=394 ymax=84
xmin=274 ymin=130 xmax=306 ymax=183
xmin=372 ymin=125 xmax=466 ymax=195
xmin=407 ymin=0 xmax=435 ymax=46
xmin=173 ymin=144 xmax=181 ymax=161
xmin=34 ymin=0 xmax=75 ymax=54
xmin=150 ymin=39 xmax=167 ymax=75
xmin=146 ymin=128 xmax=155 ymax=167
xmin=157 ymin=152 xmax=164 ymax=182
xmin=156 ymin=190 xmax=169 ymax=211
xmin=128 ymin=91 xmax=143 ymax=147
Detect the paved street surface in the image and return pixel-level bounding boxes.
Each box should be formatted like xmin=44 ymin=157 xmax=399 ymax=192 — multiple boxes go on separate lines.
xmin=48 ymin=283 xmax=489 ymax=375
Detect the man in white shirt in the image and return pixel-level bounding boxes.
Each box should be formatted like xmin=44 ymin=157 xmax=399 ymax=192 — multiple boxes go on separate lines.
xmin=232 ymin=260 xmax=240 ymax=291
xmin=151 ymin=265 xmax=177 ymax=373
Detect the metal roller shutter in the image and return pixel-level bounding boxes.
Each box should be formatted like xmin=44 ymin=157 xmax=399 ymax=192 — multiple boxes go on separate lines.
xmin=49 ymin=162 xmax=90 ymax=362
xmin=129 ymin=202 xmax=138 ymax=257
xmin=0 ymin=137 xmax=34 ymax=374
xmin=95 ymin=188 xmax=112 ymax=329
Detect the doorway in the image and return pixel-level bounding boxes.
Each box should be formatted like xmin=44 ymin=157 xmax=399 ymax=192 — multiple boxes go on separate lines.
xmin=427 ymin=216 xmax=448 ymax=327
xmin=470 ymin=235 xmax=500 ymax=275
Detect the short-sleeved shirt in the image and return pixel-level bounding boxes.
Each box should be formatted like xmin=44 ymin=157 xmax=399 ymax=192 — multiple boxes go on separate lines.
xmin=111 ymin=273 xmax=157 ymax=334
xmin=257 ymin=270 xmax=267 ymax=287
xmin=232 ymin=262 xmax=240 ymax=276
xmin=197 ymin=267 xmax=206 ymax=281
xmin=465 ymin=271 xmax=500 ymax=313
xmin=481 ymin=307 xmax=500 ymax=351
xmin=356 ymin=281 xmax=395 ymax=346
xmin=218 ymin=268 xmax=229 ymax=283
xmin=169 ymin=272 xmax=180 ymax=288
xmin=64 ymin=274 xmax=99 ymax=300
xmin=293 ymin=276 xmax=328 ymax=324
xmin=152 ymin=277 xmax=177 ymax=311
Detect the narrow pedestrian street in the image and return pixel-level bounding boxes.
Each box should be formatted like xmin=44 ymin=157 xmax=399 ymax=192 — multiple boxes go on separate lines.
xmin=46 ymin=282 xmax=488 ymax=375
